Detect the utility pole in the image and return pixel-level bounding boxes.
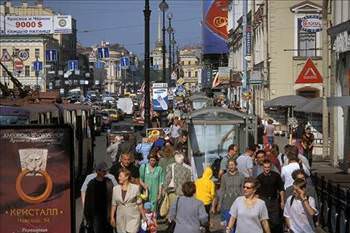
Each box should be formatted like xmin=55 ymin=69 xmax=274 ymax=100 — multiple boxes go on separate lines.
xmin=144 ymin=0 xmax=152 ymax=129
xmin=322 ymin=0 xmax=330 ymax=162
xmin=251 ymin=0 xmax=255 ymax=115
xmin=242 ymin=0 xmax=248 ymax=111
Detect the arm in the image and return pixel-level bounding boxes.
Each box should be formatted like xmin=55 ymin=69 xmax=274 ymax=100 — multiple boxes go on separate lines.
xmin=226 ymin=216 xmax=236 ymax=233
xmin=110 ymin=205 xmax=117 ymax=227
xmin=81 ymin=192 xmax=86 ymax=206
xmin=280 ymin=191 xmax=286 ymax=209
xmin=261 ymin=219 xmax=271 ymax=233
xmin=301 ymin=197 xmax=317 ymax=216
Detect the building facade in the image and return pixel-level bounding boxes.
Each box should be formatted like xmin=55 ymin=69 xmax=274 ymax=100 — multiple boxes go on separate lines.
xmin=0 ymin=0 xmax=77 ymax=91
xmin=227 ymin=0 xmax=325 ymax=117
xmin=179 ymin=46 xmax=202 ymax=91
xmin=328 ymin=0 xmax=349 ymax=170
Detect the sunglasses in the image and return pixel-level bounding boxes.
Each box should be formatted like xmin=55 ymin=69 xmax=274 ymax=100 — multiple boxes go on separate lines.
xmin=243 ymin=186 xmax=254 ymax=189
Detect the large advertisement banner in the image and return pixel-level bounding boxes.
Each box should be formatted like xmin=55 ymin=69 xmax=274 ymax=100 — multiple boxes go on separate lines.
xmin=5 ymin=16 xmax=54 ymax=35
xmin=0 ymin=126 xmax=73 ymax=233
xmin=202 ymin=0 xmax=228 ymax=54
xmin=152 ymin=83 xmax=168 ymax=111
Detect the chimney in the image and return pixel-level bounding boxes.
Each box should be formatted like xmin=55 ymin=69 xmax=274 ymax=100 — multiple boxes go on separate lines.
xmin=22 ymin=0 xmax=28 ymax=7
xmin=36 ymin=0 xmax=43 ymax=8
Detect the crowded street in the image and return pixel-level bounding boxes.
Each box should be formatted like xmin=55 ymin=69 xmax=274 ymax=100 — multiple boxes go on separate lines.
xmin=0 ymin=1 xmax=349 ymax=233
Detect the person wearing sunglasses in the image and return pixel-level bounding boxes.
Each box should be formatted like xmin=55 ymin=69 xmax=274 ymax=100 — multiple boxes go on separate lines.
xmin=226 ymin=177 xmax=271 ymax=233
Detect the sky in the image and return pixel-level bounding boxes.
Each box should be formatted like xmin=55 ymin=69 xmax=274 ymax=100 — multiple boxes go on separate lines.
xmin=39 ymin=0 xmax=203 ymax=56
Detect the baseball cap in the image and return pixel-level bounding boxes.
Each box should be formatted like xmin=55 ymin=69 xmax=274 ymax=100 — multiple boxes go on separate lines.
xmin=144 ymin=202 xmax=153 ymax=210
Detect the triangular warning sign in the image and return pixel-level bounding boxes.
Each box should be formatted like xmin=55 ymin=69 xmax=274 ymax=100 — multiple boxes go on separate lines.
xmin=295 ymin=58 xmax=323 ymax=84
xmin=1 ymin=50 xmax=11 ymax=62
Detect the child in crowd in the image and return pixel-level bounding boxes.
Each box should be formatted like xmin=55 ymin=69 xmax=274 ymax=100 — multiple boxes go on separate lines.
xmin=141 ymin=202 xmax=158 ymax=233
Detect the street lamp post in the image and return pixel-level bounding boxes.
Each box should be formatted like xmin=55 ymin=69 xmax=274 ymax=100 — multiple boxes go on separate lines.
xmin=167 ymin=12 xmax=173 ymax=86
xmin=144 ymin=0 xmax=152 ymax=128
xmin=159 ymin=0 xmax=168 ymax=84
xmin=172 ymin=32 xmax=176 ymax=71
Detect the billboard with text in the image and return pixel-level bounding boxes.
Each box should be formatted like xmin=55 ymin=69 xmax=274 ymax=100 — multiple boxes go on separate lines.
xmin=0 ymin=126 xmax=73 ymax=233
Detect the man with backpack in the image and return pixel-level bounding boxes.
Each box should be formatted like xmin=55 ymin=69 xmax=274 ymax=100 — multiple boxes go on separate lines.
xmin=284 ymin=178 xmax=318 ymax=233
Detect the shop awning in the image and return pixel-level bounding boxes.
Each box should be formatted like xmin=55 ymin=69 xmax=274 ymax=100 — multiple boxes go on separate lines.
xmin=264 ymin=95 xmax=309 ymax=108
xmin=294 ymin=97 xmax=322 ymax=114
xmin=327 ymin=96 xmax=350 ymax=107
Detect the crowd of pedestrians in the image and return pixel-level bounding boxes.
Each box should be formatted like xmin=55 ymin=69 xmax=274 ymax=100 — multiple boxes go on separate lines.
xmin=81 ymin=114 xmax=318 ymax=233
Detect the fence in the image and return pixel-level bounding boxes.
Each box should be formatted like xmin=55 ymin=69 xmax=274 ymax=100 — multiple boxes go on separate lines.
xmin=312 ymin=173 xmax=350 ymax=233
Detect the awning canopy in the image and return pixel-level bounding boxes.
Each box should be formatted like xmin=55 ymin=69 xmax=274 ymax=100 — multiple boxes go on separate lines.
xmin=264 ymin=95 xmax=309 ymax=108
xmin=294 ymin=97 xmax=322 ymax=114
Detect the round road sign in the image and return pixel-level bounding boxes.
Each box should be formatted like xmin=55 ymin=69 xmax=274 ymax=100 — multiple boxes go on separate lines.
xmin=14 ymin=60 xmax=24 ymax=71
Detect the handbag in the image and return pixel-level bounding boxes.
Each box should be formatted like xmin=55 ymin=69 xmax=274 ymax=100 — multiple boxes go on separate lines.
xmin=167 ymin=197 xmax=179 ymax=233
xmin=159 ymin=192 xmax=170 ymax=217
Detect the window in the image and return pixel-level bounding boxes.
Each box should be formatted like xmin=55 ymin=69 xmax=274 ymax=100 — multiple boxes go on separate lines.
xmin=297 ymin=18 xmax=317 ymax=57
xmin=188 ymin=71 xmax=191 ymax=77
xmin=25 ymin=66 xmax=30 ymax=76
xmin=188 ymin=61 xmax=191 ymax=65
xmin=181 ymin=61 xmax=184 ymax=65
xmin=35 ymin=48 xmax=40 ymax=58
xmin=195 ymin=71 xmax=198 ymax=77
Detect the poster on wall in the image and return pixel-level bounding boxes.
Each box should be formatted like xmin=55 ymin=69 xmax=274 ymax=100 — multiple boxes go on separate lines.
xmin=152 ymin=83 xmax=168 ymax=111
xmin=53 ymin=15 xmax=72 ymax=34
xmin=0 ymin=126 xmax=73 ymax=233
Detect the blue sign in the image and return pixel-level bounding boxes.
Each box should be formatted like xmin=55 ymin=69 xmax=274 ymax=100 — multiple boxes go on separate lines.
xmin=46 ymin=49 xmax=58 ymax=62
xmin=68 ymin=60 xmax=78 ymax=71
xmin=33 ymin=60 xmax=43 ymax=72
xmin=95 ymin=60 xmax=104 ymax=69
xmin=97 ymin=47 xmax=110 ymax=59
xmin=120 ymin=56 xmax=129 ymax=69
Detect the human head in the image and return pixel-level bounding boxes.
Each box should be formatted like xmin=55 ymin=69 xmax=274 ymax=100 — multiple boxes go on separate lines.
xmin=255 ymin=150 xmax=266 ymax=165
xmin=246 ymin=145 xmax=256 ymax=156
xmin=243 ymin=177 xmax=260 ymax=197
xmin=292 ymin=169 xmax=306 ymax=180
xmin=305 ymin=126 xmax=311 ymax=133
xmin=271 ymin=144 xmax=279 ymax=154
xmin=96 ymin=162 xmax=108 ymax=177
xmin=123 ymin=134 xmax=129 ymax=141
xmin=120 ymin=153 xmax=133 ymax=167
xmin=227 ymin=158 xmax=237 ymax=173
xmin=262 ymin=159 xmax=272 ymax=174
xmin=228 ymin=144 xmax=238 ymax=157
xmin=182 ymin=181 xmax=196 ymax=197
xmin=148 ymin=153 xmax=159 ymax=167
xmin=286 ymin=145 xmax=299 ymax=161
xmin=174 ymin=151 xmax=184 ymax=164
xmin=268 ymin=119 xmax=273 ymax=124
xmin=118 ymin=167 xmax=131 ymax=184
xmin=293 ymin=178 xmax=307 ymax=197
xmin=144 ymin=202 xmax=153 ymax=212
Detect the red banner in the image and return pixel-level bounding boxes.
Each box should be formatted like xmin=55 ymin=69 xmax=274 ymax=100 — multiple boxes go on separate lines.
xmin=0 ymin=126 xmax=73 ymax=233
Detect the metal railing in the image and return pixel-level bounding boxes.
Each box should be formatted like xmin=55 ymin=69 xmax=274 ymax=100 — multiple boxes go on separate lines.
xmin=312 ymin=173 xmax=350 ymax=233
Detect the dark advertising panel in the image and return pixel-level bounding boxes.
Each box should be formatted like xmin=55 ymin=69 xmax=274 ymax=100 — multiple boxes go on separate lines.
xmin=0 ymin=126 xmax=73 ymax=233
xmin=202 ymin=0 xmax=228 ymax=55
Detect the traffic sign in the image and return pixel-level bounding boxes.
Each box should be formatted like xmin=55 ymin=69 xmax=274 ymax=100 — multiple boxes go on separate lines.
xmin=0 ymin=50 xmax=11 ymax=62
xmin=46 ymin=49 xmax=58 ymax=62
xmin=97 ymin=47 xmax=109 ymax=59
xmin=33 ymin=60 xmax=43 ymax=72
xmin=18 ymin=50 xmax=29 ymax=61
xmin=14 ymin=60 xmax=24 ymax=71
xmin=120 ymin=56 xmax=129 ymax=69
xmin=68 ymin=60 xmax=78 ymax=71
xmin=295 ymin=58 xmax=323 ymax=84
xmin=95 ymin=60 xmax=104 ymax=69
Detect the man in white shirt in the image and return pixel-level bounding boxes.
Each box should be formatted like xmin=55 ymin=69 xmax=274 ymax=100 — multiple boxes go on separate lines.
xmin=278 ymin=144 xmax=310 ymax=170
xmin=281 ymin=146 xmax=310 ymax=189
xmin=284 ymin=178 xmax=318 ymax=233
xmin=236 ymin=145 xmax=255 ymax=177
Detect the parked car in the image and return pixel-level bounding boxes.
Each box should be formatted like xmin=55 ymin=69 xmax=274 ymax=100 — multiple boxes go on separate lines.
xmin=106 ymin=122 xmax=135 ymax=146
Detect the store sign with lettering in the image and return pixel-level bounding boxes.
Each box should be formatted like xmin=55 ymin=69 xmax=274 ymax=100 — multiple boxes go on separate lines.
xmin=300 ymin=15 xmax=322 ymax=33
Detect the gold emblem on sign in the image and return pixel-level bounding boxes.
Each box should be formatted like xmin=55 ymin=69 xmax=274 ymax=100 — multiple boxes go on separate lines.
xmin=213 ymin=16 xmax=228 ymax=28
xmin=15 ymin=149 xmax=53 ymax=204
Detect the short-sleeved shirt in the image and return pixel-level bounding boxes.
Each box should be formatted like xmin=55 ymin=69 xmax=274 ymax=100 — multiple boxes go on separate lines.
xmin=110 ymin=162 xmax=140 ymax=181
xmin=236 ymin=154 xmax=253 ymax=177
xmin=281 ymin=162 xmax=310 ymax=189
xmin=265 ymin=124 xmax=275 ymax=137
xmin=257 ymin=171 xmax=284 ymax=199
xmin=81 ymin=172 xmax=117 ymax=192
xmin=284 ymin=195 xmax=318 ymax=233
xmin=229 ymin=196 xmax=269 ymax=233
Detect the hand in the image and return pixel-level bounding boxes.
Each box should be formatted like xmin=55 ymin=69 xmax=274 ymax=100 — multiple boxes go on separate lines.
xmin=110 ymin=218 xmax=116 ymax=227
xmin=210 ymin=206 xmax=216 ymax=214
xmin=216 ymin=204 xmax=221 ymax=213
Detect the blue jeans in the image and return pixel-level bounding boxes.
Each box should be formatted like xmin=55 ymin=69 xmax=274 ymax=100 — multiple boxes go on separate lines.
xmin=268 ymin=136 xmax=274 ymax=145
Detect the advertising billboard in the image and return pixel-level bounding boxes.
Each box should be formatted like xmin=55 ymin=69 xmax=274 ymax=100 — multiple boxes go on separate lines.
xmin=0 ymin=126 xmax=73 ymax=233
xmin=202 ymin=0 xmax=228 ymax=55
xmin=53 ymin=15 xmax=72 ymax=34
xmin=5 ymin=16 xmax=54 ymax=35
xmin=4 ymin=15 xmax=72 ymax=35
xmin=152 ymin=83 xmax=168 ymax=111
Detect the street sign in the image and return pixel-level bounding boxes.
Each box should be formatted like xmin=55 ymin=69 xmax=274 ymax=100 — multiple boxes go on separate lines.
xmin=97 ymin=47 xmax=109 ymax=59
xmin=120 ymin=56 xmax=129 ymax=70
xmin=46 ymin=49 xmax=58 ymax=62
xmin=295 ymin=58 xmax=323 ymax=84
xmin=0 ymin=50 xmax=11 ymax=62
xmin=14 ymin=60 xmax=24 ymax=71
xmin=18 ymin=50 xmax=29 ymax=61
xmin=33 ymin=60 xmax=43 ymax=72
xmin=67 ymin=60 xmax=78 ymax=71
xmin=95 ymin=60 xmax=104 ymax=69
